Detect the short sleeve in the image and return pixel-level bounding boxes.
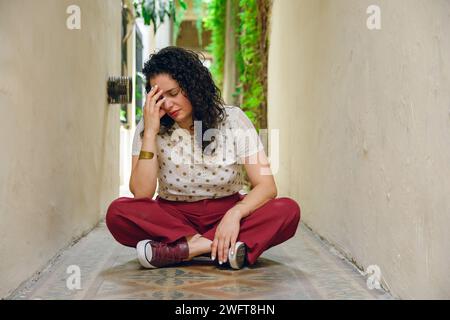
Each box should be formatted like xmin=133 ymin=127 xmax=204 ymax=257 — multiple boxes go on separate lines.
xmin=230 ymin=107 xmax=264 ymax=159
xmin=132 ymin=118 xmax=144 ymax=156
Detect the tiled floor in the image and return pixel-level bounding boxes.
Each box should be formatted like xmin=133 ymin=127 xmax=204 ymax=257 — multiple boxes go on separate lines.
xmin=9 ymin=222 xmax=393 ymax=300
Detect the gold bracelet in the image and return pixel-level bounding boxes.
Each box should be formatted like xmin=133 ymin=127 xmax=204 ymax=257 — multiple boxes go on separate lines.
xmin=139 ymin=150 xmax=154 ymax=160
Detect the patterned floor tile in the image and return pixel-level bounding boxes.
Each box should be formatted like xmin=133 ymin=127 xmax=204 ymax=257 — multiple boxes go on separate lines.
xmin=9 ymin=222 xmax=392 ymax=300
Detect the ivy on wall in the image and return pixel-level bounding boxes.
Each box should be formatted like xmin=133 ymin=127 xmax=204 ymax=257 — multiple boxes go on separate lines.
xmin=239 ymin=0 xmax=270 ymax=130
xmin=205 ymin=0 xmax=271 ymax=130
xmin=204 ymin=0 xmax=227 ymax=89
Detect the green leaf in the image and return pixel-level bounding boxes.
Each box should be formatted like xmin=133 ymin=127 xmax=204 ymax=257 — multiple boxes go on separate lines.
xmin=179 ymin=0 xmax=187 ymax=10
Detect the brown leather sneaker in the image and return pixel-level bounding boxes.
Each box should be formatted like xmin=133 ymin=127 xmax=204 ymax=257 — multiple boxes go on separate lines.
xmin=136 ymin=238 xmax=189 ymax=268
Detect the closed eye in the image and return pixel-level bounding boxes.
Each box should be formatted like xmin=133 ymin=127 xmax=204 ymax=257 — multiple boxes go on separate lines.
xmin=168 ymin=87 xmax=181 ymax=96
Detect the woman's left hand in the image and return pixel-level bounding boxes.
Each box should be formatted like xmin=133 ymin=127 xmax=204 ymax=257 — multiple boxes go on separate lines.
xmin=211 ymin=208 xmax=243 ymax=264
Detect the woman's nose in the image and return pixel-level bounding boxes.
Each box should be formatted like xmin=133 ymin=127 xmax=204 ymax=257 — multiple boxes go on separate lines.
xmin=163 ymin=98 xmax=174 ymax=109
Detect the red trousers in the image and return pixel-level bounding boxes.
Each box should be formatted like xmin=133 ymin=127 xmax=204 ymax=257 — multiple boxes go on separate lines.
xmin=105 ymin=193 xmax=301 ymax=265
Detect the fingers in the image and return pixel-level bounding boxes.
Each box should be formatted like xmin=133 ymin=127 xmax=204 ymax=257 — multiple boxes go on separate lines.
xmin=144 ymin=91 xmax=152 ymax=112
xmin=222 ymin=236 xmax=231 ymax=263
xmin=212 ymin=236 xmax=227 ymax=264
xmin=145 ymin=85 xmax=157 ymax=107
xmin=150 ymin=90 xmax=164 ymax=110
xmin=230 ymin=235 xmax=237 ymax=257
xmin=155 ymin=96 xmax=166 ymax=109
xmin=219 ymin=238 xmax=225 ymax=264
xmin=147 ymin=84 xmax=158 ymax=97
xmin=211 ymin=238 xmax=218 ymax=261
xmin=212 ymin=224 xmax=239 ymax=265
xmin=142 ymin=85 xmax=165 ymax=135
xmin=218 ymin=236 xmax=232 ymax=264
xmin=145 ymin=85 xmax=164 ymax=109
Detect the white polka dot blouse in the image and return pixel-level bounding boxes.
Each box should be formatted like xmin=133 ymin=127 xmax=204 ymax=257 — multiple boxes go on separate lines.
xmin=132 ymin=106 xmax=265 ymax=202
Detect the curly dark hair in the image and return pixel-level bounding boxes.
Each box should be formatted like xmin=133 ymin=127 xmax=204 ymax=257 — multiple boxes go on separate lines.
xmin=141 ymin=46 xmax=226 ymax=152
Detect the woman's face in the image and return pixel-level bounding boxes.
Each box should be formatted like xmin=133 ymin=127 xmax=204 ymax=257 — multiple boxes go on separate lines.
xmin=149 ymin=73 xmax=193 ymax=127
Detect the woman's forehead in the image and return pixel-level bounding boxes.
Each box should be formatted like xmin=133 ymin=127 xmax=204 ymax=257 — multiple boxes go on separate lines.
xmin=149 ymin=73 xmax=178 ymax=88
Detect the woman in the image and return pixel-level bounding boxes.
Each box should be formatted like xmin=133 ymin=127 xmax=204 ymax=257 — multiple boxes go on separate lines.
xmin=106 ymin=46 xmax=301 ymax=270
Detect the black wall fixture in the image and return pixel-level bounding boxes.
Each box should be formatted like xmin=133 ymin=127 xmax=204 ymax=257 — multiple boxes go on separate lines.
xmin=107 ymin=76 xmax=132 ymax=104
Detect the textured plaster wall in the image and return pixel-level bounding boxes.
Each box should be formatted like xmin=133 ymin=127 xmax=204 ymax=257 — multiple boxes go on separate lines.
xmin=0 ymin=0 xmax=121 ymax=297
xmin=268 ymin=0 xmax=450 ymax=299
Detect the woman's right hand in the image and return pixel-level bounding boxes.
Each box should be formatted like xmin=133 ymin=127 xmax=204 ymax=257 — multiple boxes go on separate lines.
xmin=143 ymin=85 xmax=167 ymax=138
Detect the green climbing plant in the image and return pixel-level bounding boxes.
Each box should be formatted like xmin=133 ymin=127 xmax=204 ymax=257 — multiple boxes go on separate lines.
xmin=205 ymin=0 xmax=270 ymax=130
xmin=135 ymin=72 xmax=145 ymax=122
xmin=238 ymin=0 xmax=270 ymax=129
xmin=204 ymin=0 xmax=227 ymax=89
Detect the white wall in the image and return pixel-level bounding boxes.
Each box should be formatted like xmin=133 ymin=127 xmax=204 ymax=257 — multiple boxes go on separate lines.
xmin=0 ymin=0 xmax=121 ymax=297
xmin=268 ymin=0 xmax=450 ymax=299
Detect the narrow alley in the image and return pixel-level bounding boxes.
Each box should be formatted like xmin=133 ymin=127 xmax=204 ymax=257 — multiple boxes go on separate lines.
xmin=1 ymin=0 xmax=450 ymax=301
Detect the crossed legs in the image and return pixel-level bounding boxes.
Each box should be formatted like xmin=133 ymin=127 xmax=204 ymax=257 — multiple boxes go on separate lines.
xmin=106 ymin=196 xmax=301 ymax=265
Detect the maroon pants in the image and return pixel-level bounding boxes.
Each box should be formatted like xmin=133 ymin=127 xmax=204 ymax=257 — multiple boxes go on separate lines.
xmin=105 ymin=193 xmax=301 ymax=265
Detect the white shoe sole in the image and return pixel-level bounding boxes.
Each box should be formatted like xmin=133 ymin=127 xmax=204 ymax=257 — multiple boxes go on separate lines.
xmin=136 ymin=240 xmax=156 ymax=269
xmin=228 ymin=241 xmax=246 ymax=270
